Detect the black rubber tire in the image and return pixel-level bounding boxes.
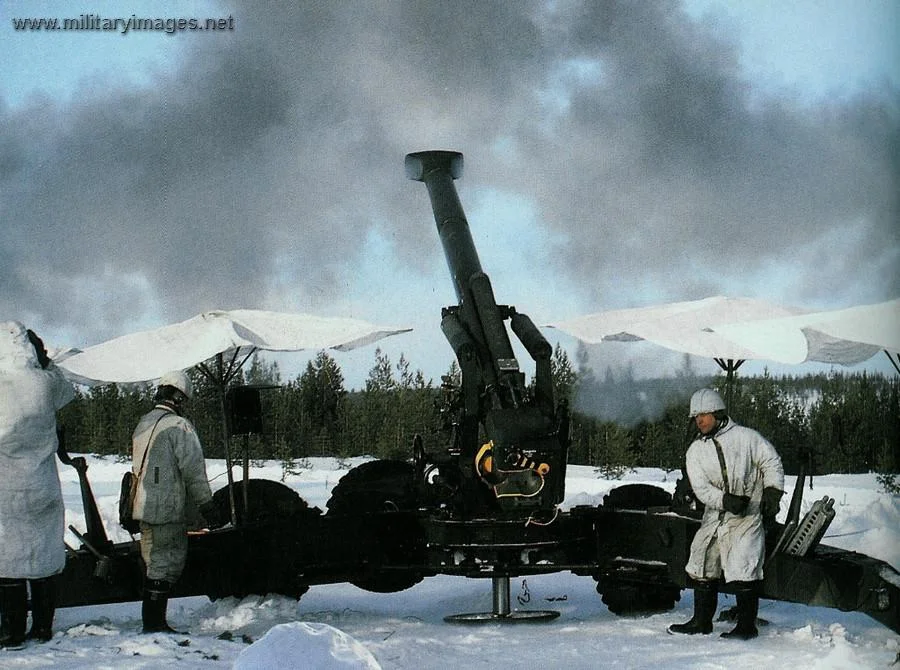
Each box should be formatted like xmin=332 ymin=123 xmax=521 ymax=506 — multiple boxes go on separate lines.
xmin=212 ymin=478 xmax=317 ymax=526
xmin=326 ymin=460 xmax=425 ymax=593
xmin=602 ymin=483 xmax=672 ymax=510
xmin=205 ymin=479 xmax=315 ymax=602
xmin=207 ymin=578 xmax=310 ymax=603
xmin=599 ymin=581 xmax=681 ymax=615
xmin=598 ymin=483 xmax=680 ymax=615
xmin=326 ymin=460 xmax=420 ymax=513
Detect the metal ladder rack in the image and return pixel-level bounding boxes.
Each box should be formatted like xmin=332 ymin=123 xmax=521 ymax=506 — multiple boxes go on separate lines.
xmin=774 ymin=496 xmax=836 ymax=557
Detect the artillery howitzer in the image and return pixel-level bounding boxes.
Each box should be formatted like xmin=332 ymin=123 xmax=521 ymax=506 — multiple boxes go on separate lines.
xmin=54 ymin=151 xmax=898 ymax=634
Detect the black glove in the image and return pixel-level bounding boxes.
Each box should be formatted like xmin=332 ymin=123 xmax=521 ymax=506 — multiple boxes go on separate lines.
xmin=760 ymin=487 xmax=784 ymax=517
xmin=722 ymin=492 xmax=750 ymax=515
xmin=199 ymin=501 xmax=227 ymax=529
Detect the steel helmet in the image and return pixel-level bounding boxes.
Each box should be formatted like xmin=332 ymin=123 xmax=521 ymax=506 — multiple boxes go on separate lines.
xmin=688 ymin=388 xmax=725 ymax=417
xmin=158 ymin=370 xmax=193 ymax=399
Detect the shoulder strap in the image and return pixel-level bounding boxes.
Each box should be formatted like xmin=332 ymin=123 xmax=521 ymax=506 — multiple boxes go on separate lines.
xmin=133 ymin=410 xmax=171 ymax=487
xmin=711 ymin=437 xmax=730 ymax=493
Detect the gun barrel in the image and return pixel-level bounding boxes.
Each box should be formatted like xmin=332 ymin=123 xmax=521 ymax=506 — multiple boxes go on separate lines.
xmin=407 ymin=150 xmax=523 ymax=386
xmin=405 ymin=151 xmax=485 ymax=304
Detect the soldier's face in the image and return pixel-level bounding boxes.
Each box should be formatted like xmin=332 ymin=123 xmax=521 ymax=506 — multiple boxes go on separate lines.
xmin=695 ymin=413 xmax=716 ymax=435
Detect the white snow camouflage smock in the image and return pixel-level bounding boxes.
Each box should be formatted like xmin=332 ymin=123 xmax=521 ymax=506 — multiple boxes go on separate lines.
xmin=0 ymin=321 xmax=75 ymax=579
xmin=684 ymin=419 xmax=784 ymax=582
xmin=131 ymin=405 xmax=213 ymax=524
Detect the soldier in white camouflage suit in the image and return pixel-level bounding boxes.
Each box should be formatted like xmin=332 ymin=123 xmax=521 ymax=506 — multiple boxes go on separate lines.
xmin=668 ymin=388 xmax=785 ymax=640
xmin=0 ymin=322 xmax=75 ymax=649
xmin=131 ymin=370 xmax=224 ymax=634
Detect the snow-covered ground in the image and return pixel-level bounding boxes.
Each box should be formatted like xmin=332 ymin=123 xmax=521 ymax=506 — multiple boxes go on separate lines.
xmin=2 ymin=456 xmax=897 ymax=668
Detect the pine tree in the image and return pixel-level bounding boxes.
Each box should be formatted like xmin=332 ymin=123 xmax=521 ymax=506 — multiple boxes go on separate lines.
xmin=550 ymin=343 xmax=578 ymax=405
xmin=594 ymin=422 xmax=634 ymax=478
xmin=363 ymin=348 xmax=398 ymax=458
xmin=244 ymin=353 xmax=282 ymax=385
xmin=299 ymin=351 xmax=347 ymax=456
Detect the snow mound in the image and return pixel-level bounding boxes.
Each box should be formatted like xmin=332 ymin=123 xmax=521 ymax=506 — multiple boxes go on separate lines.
xmin=233 ymin=621 xmax=381 ymax=669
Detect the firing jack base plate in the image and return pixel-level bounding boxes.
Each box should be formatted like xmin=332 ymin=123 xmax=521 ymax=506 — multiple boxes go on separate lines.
xmin=444 ymin=610 xmax=561 ymax=623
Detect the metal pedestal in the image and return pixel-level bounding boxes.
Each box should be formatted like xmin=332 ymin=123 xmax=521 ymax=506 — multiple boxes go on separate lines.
xmin=444 ymin=576 xmax=560 ymax=623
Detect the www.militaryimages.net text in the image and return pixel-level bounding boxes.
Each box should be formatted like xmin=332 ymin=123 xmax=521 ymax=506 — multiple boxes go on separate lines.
xmin=10 ymin=14 xmax=235 ymax=35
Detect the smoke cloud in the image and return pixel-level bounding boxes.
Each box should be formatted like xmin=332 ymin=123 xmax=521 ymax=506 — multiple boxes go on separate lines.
xmin=2 ymin=1 xmax=896 ymax=362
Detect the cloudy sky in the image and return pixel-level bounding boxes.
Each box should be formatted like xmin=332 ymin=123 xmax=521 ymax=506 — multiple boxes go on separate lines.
xmin=2 ymin=0 xmax=897 ymax=386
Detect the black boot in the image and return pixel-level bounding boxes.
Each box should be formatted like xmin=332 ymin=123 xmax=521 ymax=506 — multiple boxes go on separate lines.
xmin=0 ymin=579 xmax=27 ymax=649
xmin=26 ymin=577 xmax=56 ymax=642
xmin=721 ymin=581 xmax=760 ymax=640
xmin=141 ymin=580 xmax=182 ymax=634
xmin=668 ymin=583 xmax=717 ymax=635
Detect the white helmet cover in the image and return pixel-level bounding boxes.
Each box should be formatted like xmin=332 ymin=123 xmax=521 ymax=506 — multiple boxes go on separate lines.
xmin=689 ymin=388 xmax=726 ymax=417
xmin=0 ymin=321 xmax=38 ymax=371
xmin=158 ymin=370 xmax=193 ymax=399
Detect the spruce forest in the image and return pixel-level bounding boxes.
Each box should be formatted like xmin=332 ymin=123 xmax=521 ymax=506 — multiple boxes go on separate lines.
xmin=57 ymin=346 xmax=899 ymax=492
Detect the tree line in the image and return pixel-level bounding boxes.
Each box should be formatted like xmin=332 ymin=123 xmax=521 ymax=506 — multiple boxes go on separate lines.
xmin=57 ymin=346 xmax=899 ymax=490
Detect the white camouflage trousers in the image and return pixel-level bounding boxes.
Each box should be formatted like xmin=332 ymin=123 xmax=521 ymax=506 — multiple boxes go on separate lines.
xmin=139 ymin=521 xmax=188 ymax=583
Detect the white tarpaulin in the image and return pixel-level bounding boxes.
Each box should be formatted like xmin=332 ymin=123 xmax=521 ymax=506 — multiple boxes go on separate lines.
xmin=58 ymin=309 xmax=412 ymax=384
xmin=546 ymin=296 xmax=807 ymax=361
xmin=710 ymin=299 xmax=898 ymax=365
xmin=547 ymin=296 xmax=894 ymax=369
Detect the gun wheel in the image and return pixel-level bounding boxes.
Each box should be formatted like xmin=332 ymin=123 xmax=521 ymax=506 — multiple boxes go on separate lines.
xmin=327 ymin=460 xmax=425 ymax=593
xmin=597 ymin=483 xmax=680 ymax=615
xmin=602 ymin=483 xmax=673 ymax=509
xmin=211 ymin=478 xmax=317 ymax=525
xmin=599 ymin=581 xmax=680 ymax=615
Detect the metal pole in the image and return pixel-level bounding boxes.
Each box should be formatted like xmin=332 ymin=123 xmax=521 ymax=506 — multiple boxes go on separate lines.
xmin=492 ymin=576 xmax=511 ymax=616
xmin=218 ymin=353 xmax=238 ymax=526
xmin=885 ymin=350 xmax=900 ymax=375
xmin=242 ymin=433 xmax=250 ymax=518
